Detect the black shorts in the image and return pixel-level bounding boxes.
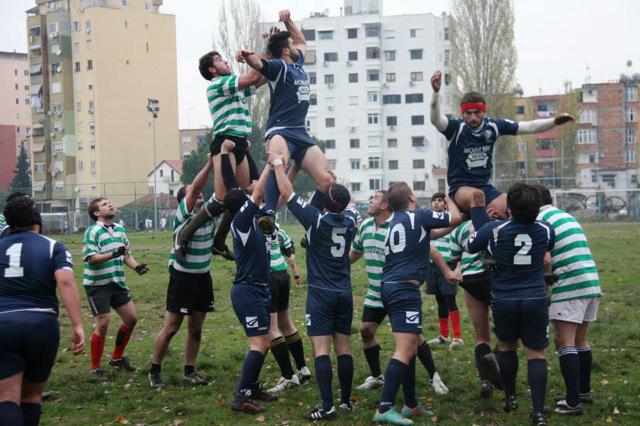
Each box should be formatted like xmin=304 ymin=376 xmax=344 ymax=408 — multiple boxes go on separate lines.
xmin=361 ymin=306 xmax=387 ymax=325
xmin=0 ymin=311 xmax=60 ymax=382
xmin=426 ymin=262 xmax=458 ymax=296
xmin=460 ymin=272 xmax=492 ymax=304
xmin=210 ymin=134 xmax=249 ymax=164
xmin=268 ymin=270 xmax=291 ymax=313
xmin=85 ymin=283 xmax=132 ymax=317
xmin=492 ymin=298 xmax=550 ymax=350
xmin=167 ymin=267 xmax=214 ymax=315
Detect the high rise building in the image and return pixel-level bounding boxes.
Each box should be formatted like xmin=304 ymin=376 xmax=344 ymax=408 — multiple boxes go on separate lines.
xmin=26 ymin=0 xmax=179 ymax=210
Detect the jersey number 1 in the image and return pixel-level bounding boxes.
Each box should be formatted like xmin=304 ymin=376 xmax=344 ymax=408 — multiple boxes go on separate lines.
xmin=4 ymin=243 xmax=24 ymax=278
xmin=513 ymin=234 xmax=532 ymax=265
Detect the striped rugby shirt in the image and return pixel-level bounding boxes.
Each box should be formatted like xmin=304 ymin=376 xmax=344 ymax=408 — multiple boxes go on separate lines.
xmin=83 ymin=222 xmax=130 ymax=287
xmin=352 ymin=217 xmax=388 ymax=309
xmin=207 ymin=74 xmax=256 ymax=137
xmin=430 ymin=233 xmax=453 ymax=263
xmin=448 ymin=221 xmax=484 ymax=276
xmin=168 ymin=197 xmax=215 ymax=274
xmin=270 ymin=226 xmax=293 ymax=273
xmin=537 ymin=205 xmax=601 ymax=303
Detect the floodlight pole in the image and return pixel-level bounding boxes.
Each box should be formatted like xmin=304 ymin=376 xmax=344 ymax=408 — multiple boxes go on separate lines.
xmin=147 ymin=98 xmax=160 ymax=231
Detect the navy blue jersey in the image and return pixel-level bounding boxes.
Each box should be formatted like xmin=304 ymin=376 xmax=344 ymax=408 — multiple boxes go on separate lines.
xmin=467 ymin=220 xmax=555 ymax=300
xmin=441 ymin=116 xmax=519 ymax=191
xmin=231 ymin=197 xmax=271 ymax=285
xmin=0 ymin=231 xmax=73 ymax=315
xmin=287 ymin=193 xmax=357 ymax=292
xmin=383 ymin=209 xmax=451 ymax=284
xmin=260 ymin=50 xmax=311 ymax=135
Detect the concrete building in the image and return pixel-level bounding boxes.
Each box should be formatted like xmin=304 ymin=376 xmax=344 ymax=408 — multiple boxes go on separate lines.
xmin=179 ymin=128 xmax=208 ymax=159
xmin=147 ymin=159 xmax=182 ymax=195
xmin=26 ymin=0 xmax=179 ymax=211
xmin=280 ymin=0 xmax=452 ymax=200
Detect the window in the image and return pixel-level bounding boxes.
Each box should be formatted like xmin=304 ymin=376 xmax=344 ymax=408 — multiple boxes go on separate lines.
xmin=85 ymin=20 xmax=92 ymax=31
xmin=626 ymin=149 xmax=637 ymax=163
xmin=411 ymin=115 xmax=425 ymax=125
xmin=325 ymin=139 xmax=336 ymax=149
xmin=410 ymin=72 xmax=423 ymax=82
xmin=627 ymin=108 xmax=637 ymax=123
xmin=305 ymin=50 xmax=316 ymax=64
xmin=351 ymin=183 xmax=361 ymax=192
xmin=367 ymin=69 xmax=380 ymax=81
xmin=307 ymin=72 xmax=316 ymax=85
xmin=75 ymin=61 xmax=81 ymax=72
xmin=410 ymin=49 xmax=423 ymax=60
xmin=366 ymin=47 xmax=380 ymax=59
xmin=310 ymin=93 xmax=317 ymax=105
xmin=324 ymin=52 xmax=338 ymax=62
xmin=318 ymin=30 xmax=333 ymax=40
xmin=54 ymin=181 xmax=65 ymax=192
xmin=52 ymin=103 xmax=62 ymax=114
xmin=350 ymin=159 xmax=361 ymax=170
xmin=122 ymin=0 xmax=127 ymax=6
xmin=159 ymin=169 xmax=164 ymax=178
xmin=537 ymin=139 xmax=554 ymax=150
xmin=370 ymin=179 xmax=382 ymax=190
xmin=348 ymin=96 xmax=359 ymax=105
xmin=350 ymin=139 xmax=360 ymax=148
xmin=324 ymin=74 xmax=334 ymax=84
xmin=52 ymin=82 xmax=61 ymax=93
xmin=73 ymin=21 xmax=80 ymax=32
xmin=405 ymin=93 xmax=424 ymax=103
xmin=86 ymin=39 xmax=92 ymax=50
xmin=367 ymin=91 xmax=379 ymax=102
xmin=144 ymin=0 xmax=151 ymax=11
xmin=383 ymin=94 xmax=401 ymax=104
xmin=386 ymin=73 xmax=396 ymax=83
xmin=87 ymin=59 xmax=93 ymax=70
xmin=367 ymin=113 xmax=380 ymax=125
xmin=516 ymin=105 xmax=525 ymax=115
xmin=413 ymin=159 xmax=425 ymax=169
xmin=388 ymin=160 xmax=398 ymax=169
xmin=88 ymin=81 xmax=94 ymax=91
xmin=579 ymin=110 xmax=597 ymax=124
xmin=383 ymin=50 xmax=396 ymax=61
xmin=146 ymin=41 xmax=149 ymax=53
xmin=444 ymin=27 xmax=450 ymax=40
xmin=325 ymin=119 xmax=335 ymax=128
xmin=347 ymin=28 xmax=358 ymax=39
xmin=53 ymin=143 xmax=63 ymax=153
xmin=368 ymin=136 xmax=381 ymax=147
xmin=349 ymin=73 xmax=359 ymax=83
xmin=15 ymin=98 xmax=19 ymax=105
xmin=412 ymin=136 xmax=425 ymax=147
xmin=387 ymin=116 xmax=397 ymax=126
xmin=88 ymin=101 xmax=95 ymax=113
xmin=626 ymin=87 xmax=638 ymax=102
xmin=89 ymin=121 xmax=95 ymax=134
xmin=387 ymin=138 xmax=398 ymax=148
xmin=328 ymin=159 xmax=337 ymax=169
xmin=348 ymin=51 xmax=358 ymax=61
xmin=76 ymin=102 xmax=82 ymax=112
xmin=302 ymin=29 xmax=315 ymax=40
xmin=626 ymin=128 xmax=636 ymax=144
xmin=365 ymin=24 xmax=380 ymax=37
xmin=444 ymin=49 xmax=450 ymax=66
xmin=410 ymin=28 xmax=423 ymax=38
xmin=577 ymin=129 xmax=597 ymax=144
xmin=368 ymin=156 xmax=381 ymax=169
xmin=413 ymin=181 xmax=426 ymax=191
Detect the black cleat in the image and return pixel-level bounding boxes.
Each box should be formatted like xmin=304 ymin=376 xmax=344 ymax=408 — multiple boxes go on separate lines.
xmin=89 ymin=368 xmax=109 ymax=382
xmin=304 ymin=405 xmax=337 ymax=421
xmin=554 ymin=400 xmax=584 ymax=415
xmin=530 ymin=412 xmax=547 ymax=425
xmin=503 ymin=395 xmax=519 ymax=413
xmin=184 ymin=371 xmax=209 ymax=385
xmin=250 ymin=384 xmax=277 ymax=402
xmin=148 ymin=372 xmax=165 ymax=389
xmin=229 ymin=393 xmax=266 ymax=414
xmin=480 ymin=380 xmax=493 ymax=399
xmin=109 ymin=356 xmax=137 ymax=372
xmin=554 ymin=393 xmax=594 ymax=404
xmin=481 ymin=352 xmax=504 ymax=390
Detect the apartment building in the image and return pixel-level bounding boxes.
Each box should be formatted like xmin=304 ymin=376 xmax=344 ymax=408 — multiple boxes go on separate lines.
xmin=27 ymin=0 xmax=179 ymax=210
xmin=179 ymin=128 xmax=208 ymax=159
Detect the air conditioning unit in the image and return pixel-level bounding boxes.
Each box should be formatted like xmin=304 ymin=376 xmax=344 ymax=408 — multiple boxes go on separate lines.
xmin=90 ymin=169 xmax=96 ymax=175
xmin=85 ymin=28 xmax=91 ymax=34
xmin=327 ymin=83 xmax=335 ymax=89
xmin=362 ymin=164 xmax=369 ymax=170
xmin=323 ymin=61 xmax=329 ymax=67
xmin=348 ymin=126 xmax=356 ymax=132
xmin=383 ymin=83 xmax=389 ymax=88
xmin=346 ymin=61 xmax=352 ymax=67
xmin=88 ymin=109 xmax=94 ymax=115
xmin=389 ymin=125 xmax=395 ymax=130
xmin=49 ymin=132 xmax=55 ymax=137
xmin=328 ymin=105 xmax=334 ymax=111
xmin=409 ymin=80 xmax=415 ymax=86
xmin=55 ymin=111 xmax=61 ymax=117
xmin=49 ymin=31 xmax=58 ymax=38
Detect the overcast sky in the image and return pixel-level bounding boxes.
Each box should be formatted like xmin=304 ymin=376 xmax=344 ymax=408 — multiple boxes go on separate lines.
xmin=2 ymin=0 xmax=639 ymax=128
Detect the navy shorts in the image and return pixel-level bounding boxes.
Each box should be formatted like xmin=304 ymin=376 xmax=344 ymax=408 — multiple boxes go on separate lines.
xmin=449 ymin=184 xmax=503 ymax=210
xmin=426 ymin=262 xmax=458 ymax=296
xmin=381 ymin=282 xmax=423 ymax=334
xmin=0 ymin=311 xmax=60 ymax=382
xmin=492 ymin=298 xmax=549 ymax=350
xmin=305 ymin=286 xmax=353 ymax=336
xmin=231 ymin=283 xmax=271 ymax=337
xmin=266 ymin=127 xmax=315 ymax=167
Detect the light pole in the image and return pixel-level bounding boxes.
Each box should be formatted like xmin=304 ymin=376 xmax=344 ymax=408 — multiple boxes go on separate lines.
xmin=147 ymin=98 xmax=159 ymax=231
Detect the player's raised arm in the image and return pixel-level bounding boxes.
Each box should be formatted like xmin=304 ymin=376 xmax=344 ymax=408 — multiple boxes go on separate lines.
xmin=250 ymin=163 xmax=271 ymax=206
xmin=517 ymin=113 xmax=574 ymax=135
xmin=270 ymin=152 xmax=294 ymax=201
xmin=239 ymin=49 xmax=264 ymax=71
xmin=279 ymin=10 xmax=306 ymax=54
xmin=430 ymin=70 xmax=448 ymax=132
xmin=185 ymin=154 xmax=213 ymax=211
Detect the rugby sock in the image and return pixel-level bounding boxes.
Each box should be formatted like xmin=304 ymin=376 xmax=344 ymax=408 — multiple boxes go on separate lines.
xmin=264 ymin=171 xmax=279 ymax=212
xmin=363 ymin=344 xmax=382 ymax=377
xmin=150 ymin=363 xmax=161 ymax=375
xmin=438 ymin=317 xmax=449 ymax=339
xmin=112 ymin=325 xmax=133 ymax=360
xmin=436 ymin=294 xmax=449 ymax=319
xmin=527 ymin=359 xmax=548 ymax=414
xmin=558 ymin=346 xmax=580 ymax=407
xmin=577 ymin=347 xmax=592 ymax=394
xmin=20 ymin=402 xmax=41 ymax=426
xmin=378 ymin=358 xmax=409 ymax=413
xmin=497 ymin=350 xmax=518 ymax=396
xmin=245 ymin=151 xmax=260 ymax=182
xmin=314 ymin=355 xmax=334 ymax=411
xmin=284 ymin=332 xmax=306 ymax=369
xmin=309 ymin=190 xmax=326 ymax=210
xmin=220 ymin=153 xmax=239 ymax=190
xmin=450 ymin=310 xmax=462 ymax=339
xmin=90 ymin=332 xmax=106 ymax=370
xmin=474 ymin=343 xmax=492 ymax=380
xmin=270 ymin=336 xmax=294 ymax=379
xmin=184 ymin=365 xmax=195 ymax=376
xmin=337 ymin=354 xmax=354 ymax=405
xmin=401 ymin=357 xmax=418 ymax=409
xmin=0 ymin=401 xmax=22 ymax=426
xmin=470 ymin=206 xmax=490 ymax=229
xmin=237 ymin=350 xmax=265 ymax=396
xmin=417 ymin=340 xmax=436 ymax=379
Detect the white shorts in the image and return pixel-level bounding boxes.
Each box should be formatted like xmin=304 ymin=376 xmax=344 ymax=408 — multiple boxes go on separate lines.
xmin=549 ymin=297 xmax=600 ymax=324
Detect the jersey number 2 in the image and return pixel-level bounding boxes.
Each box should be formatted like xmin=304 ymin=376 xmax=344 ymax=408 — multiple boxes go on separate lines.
xmin=513 ymin=234 xmax=532 ymax=265
xmin=4 ymin=243 xmax=24 ymax=278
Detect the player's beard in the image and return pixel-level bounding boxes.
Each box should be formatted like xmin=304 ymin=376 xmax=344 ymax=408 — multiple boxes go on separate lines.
xmin=103 ymin=213 xmax=115 ymax=220
xmin=288 ymin=49 xmax=298 ymax=62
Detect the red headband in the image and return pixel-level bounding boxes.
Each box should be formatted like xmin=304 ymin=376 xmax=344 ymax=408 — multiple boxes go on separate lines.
xmin=460 ymin=102 xmax=487 ymax=113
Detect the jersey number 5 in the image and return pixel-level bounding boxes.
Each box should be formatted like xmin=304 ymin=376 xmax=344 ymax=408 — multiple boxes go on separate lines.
xmin=513 ymin=234 xmax=532 ymax=265
xmin=331 ymin=228 xmax=347 ymax=257
xmin=3 ymin=243 xmax=24 ymax=278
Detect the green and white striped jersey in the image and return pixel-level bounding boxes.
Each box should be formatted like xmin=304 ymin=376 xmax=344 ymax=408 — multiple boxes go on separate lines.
xmin=352 ymin=217 xmax=388 ymax=309
xmin=207 ymin=74 xmax=255 ymax=137
xmin=0 ymin=214 xmax=6 ymax=233
xmin=168 ymin=198 xmax=215 ymax=274
xmin=430 ymin=234 xmax=452 ymax=263
xmin=270 ymin=226 xmax=293 ymax=272
xmin=449 ymin=221 xmax=484 ymax=276
xmin=537 ymin=205 xmax=601 ymax=303
xmin=82 ymin=222 xmax=130 ymax=287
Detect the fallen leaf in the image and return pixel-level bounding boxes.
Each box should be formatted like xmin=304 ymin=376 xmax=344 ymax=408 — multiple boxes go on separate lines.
xmin=115 ymin=416 xmax=129 ymax=424
xmin=430 ymin=415 xmax=438 ymax=423
xmin=256 ymin=415 xmax=265 ymax=422
xmin=606 ymin=416 xmax=613 ymax=423
xmin=613 ymin=407 xmax=620 ymax=415
xmin=601 ymin=379 xmax=609 ymax=385
xmin=217 ymin=398 xmax=227 ymax=407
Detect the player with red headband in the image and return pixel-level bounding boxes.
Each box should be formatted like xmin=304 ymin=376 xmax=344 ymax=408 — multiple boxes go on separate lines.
xmin=429 ymin=70 xmax=574 ymax=229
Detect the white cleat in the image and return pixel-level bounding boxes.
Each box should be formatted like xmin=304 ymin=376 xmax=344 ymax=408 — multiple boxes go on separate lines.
xmin=296 ymin=366 xmax=312 ymax=384
xmin=356 ymin=375 xmax=385 ymax=391
xmin=431 ymin=372 xmax=449 ymax=395
xmin=267 ymin=374 xmax=300 ymax=396
xmin=449 ymin=338 xmax=464 ymax=350
xmin=427 ymin=335 xmax=451 ymax=347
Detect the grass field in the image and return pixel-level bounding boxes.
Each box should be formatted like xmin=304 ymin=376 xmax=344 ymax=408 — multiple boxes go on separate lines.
xmin=41 ymin=223 xmax=640 ymax=425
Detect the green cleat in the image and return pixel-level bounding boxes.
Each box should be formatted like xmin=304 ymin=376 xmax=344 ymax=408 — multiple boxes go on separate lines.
xmin=373 ymin=407 xmax=414 ymax=425
xmin=401 ymin=404 xmax=433 ymax=419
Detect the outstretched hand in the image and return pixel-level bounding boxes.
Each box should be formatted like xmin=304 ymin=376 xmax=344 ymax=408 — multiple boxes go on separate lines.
xmin=263 ymin=26 xmax=281 ymax=40
xmin=278 ymin=9 xmax=291 ymax=22
xmin=554 ymin=113 xmax=575 ymax=126
xmin=235 ymin=50 xmax=245 ymax=63
xmin=431 ymin=70 xmax=442 ymax=93
xmin=268 ymin=151 xmax=284 ymax=166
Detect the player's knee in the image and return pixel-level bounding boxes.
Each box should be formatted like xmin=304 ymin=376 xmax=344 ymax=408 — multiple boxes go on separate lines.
xmin=189 ymin=327 xmax=202 ymax=343
xmin=126 ymin=316 xmax=138 ymax=329
xmin=360 ymin=325 xmax=375 ymax=343
xmin=471 ymin=189 xmax=486 ymax=207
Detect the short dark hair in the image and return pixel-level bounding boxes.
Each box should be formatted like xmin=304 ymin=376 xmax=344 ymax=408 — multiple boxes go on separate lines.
xmin=387 ymin=182 xmax=412 ymax=212
xmin=176 ymin=186 xmax=188 ymax=204
xmin=88 ymin=197 xmax=106 ymax=222
xmin=431 ymin=192 xmax=446 ymax=202
xmin=198 ymin=50 xmax=221 ymax=81
xmin=375 ymin=190 xmax=388 ymax=203
xmin=531 ymin=184 xmax=553 ymax=205
xmin=4 ymin=193 xmax=41 ymax=229
xmin=460 ymin=91 xmax=486 ymax=105
xmin=324 ymin=184 xmax=350 ymax=213
xmin=267 ymin=31 xmax=291 ymax=58
xmin=507 ymin=183 xmax=541 ymax=224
